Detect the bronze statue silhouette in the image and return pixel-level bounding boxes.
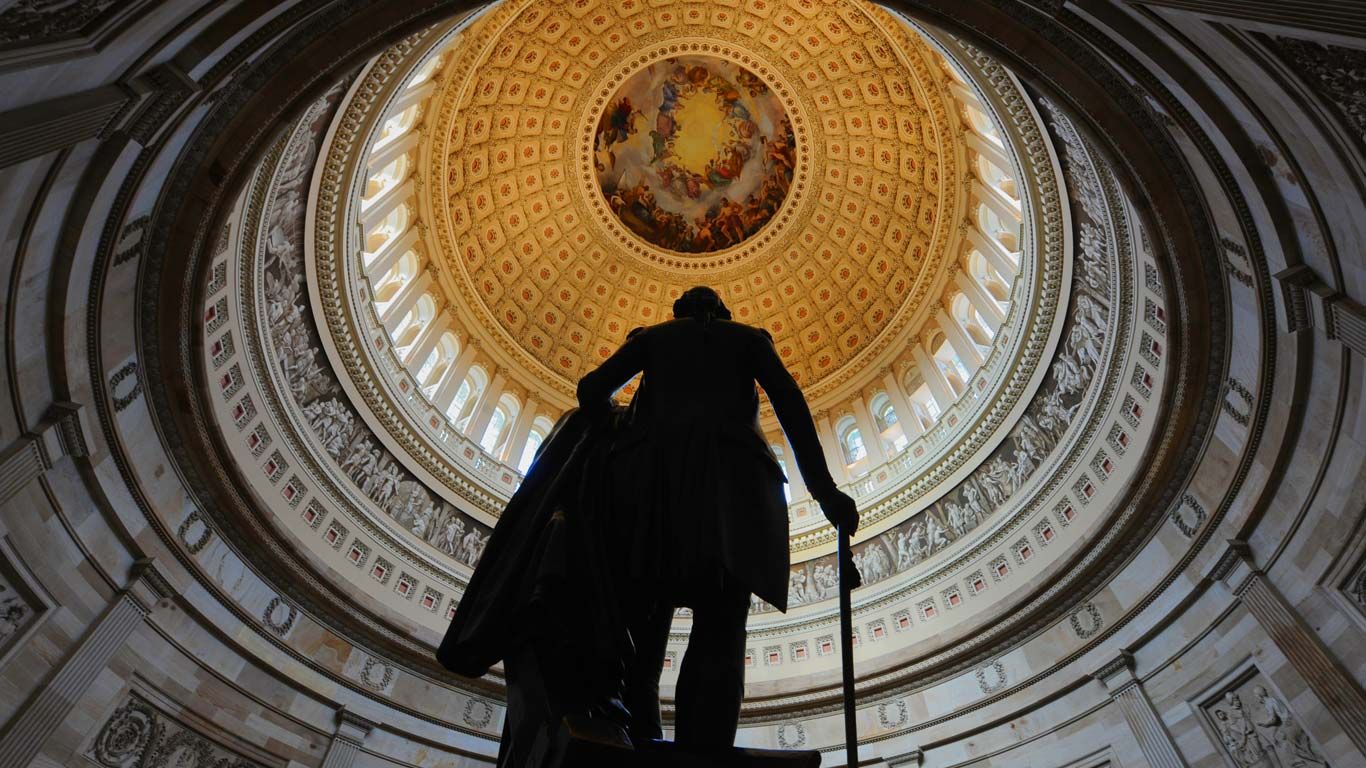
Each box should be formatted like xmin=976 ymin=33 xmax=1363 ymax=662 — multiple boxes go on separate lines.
xmin=439 ymin=287 xmax=857 ymax=765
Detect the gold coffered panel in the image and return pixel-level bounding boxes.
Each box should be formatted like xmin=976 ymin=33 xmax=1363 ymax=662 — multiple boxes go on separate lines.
xmin=428 ymin=0 xmax=963 ymax=393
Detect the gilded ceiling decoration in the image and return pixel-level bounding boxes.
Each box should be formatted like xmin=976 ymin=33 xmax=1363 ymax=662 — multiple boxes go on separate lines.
xmin=429 ymin=0 xmax=962 ymax=390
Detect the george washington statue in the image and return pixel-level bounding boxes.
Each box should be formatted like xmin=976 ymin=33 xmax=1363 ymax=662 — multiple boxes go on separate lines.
xmin=576 ymin=286 xmax=858 ymax=747
xmin=439 ymin=287 xmax=856 ymax=764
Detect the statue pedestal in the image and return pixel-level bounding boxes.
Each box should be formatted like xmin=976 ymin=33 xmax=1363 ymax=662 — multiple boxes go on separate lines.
xmin=561 ymin=735 xmax=820 ymax=767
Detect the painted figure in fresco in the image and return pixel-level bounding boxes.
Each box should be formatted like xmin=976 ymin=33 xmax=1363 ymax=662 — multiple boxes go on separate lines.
xmin=597 ymin=96 xmax=640 ymax=167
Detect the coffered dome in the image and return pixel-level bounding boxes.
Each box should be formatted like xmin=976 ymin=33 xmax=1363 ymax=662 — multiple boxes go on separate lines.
xmin=9 ymin=1 xmax=1363 ymax=767
xmin=423 ymin=0 xmax=968 ymax=397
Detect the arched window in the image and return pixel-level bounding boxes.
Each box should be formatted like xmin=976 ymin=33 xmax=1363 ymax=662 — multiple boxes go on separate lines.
xmin=378 ymin=105 xmax=419 ymax=144
xmin=371 ymin=250 xmax=418 ymax=303
xmin=365 ymin=203 xmax=409 ymax=253
xmin=417 ymin=332 xmax=458 ymax=394
xmin=448 ymin=380 xmax=472 ymax=422
xmin=448 ymin=366 xmax=487 ymax=427
xmin=964 ymin=104 xmax=996 ymax=138
xmin=908 ymin=381 xmax=939 ymax=427
xmin=480 ymin=408 xmax=508 ymax=454
xmin=978 ymin=203 xmax=1019 ymax=253
xmin=934 ymin=337 xmax=970 ymax=397
xmin=838 ymin=418 xmax=866 ymax=465
xmin=364 ymin=154 xmax=409 ymax=202
xmin=517 ymin=416 xmax=554 ymax=473
xmin=481 ymin=393 xmax=520 ymax=455
xmin=408 ymin=55 xmax=442 ymax=87
xmin=871 ymin=393 xmax=897 ymax=431
xmin=416 ymin=347 xmax=440 ymax=385
xmin=951 ymin=293 xmax=992 ymax=351
xmin=391 ymin=294 xmax=435 ymax=354
xmin=967 ymin=252 xmax=1012 ymax=307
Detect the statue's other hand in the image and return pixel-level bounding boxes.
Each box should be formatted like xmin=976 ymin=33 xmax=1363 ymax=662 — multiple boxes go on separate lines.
xmin=819 ymin=490 xmax=859 ymax=534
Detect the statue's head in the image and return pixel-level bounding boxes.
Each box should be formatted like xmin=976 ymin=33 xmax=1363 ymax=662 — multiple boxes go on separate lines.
xmin=673 ymin=286 xmax=732 ymax=323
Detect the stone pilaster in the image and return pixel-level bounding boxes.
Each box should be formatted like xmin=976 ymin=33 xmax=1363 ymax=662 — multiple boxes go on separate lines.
xmin=1275 ymin=265 xmax=1366 ymax=356
xmin=0 ymin=559 xmax=172 ymax=768
xmin=319 ymin=709 xmax=375 ymax=768
xmin=0 ymin=403 xmax=90 ymax=505
xmin=1209 ymin=540 xmax=1366 ymax=753
xmin=1090 ymin=651 xmax=1188 ymax=768
xmin=0 ymin=86 xmax=129 ymax=169
xmin=1128 ymin=1 xmax=1365 ymax=39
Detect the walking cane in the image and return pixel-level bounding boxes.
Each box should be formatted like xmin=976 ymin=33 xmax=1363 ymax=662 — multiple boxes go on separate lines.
xmin=837 ymin=524 xmax=862 ymax=767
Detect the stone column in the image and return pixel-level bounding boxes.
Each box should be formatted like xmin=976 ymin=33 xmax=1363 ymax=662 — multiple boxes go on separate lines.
xmin=402 ymin=310 xmax=452 ymax=368
xmin=0 ymin=559 xmax=173 ymax=768
xmin=320 ymin=709 xmax=375 ymax=768
xmin=433 ymin=343 xmax=479 ymax=412
xmin=1090 ymin=652 xmax=1188 ymax=768
xmin=882 ymin=368 xmax=921 ymax=441
xmin=500 ymin=398 xmax=538 ymax=465
xmin=390 ymin=80 xmax=436 ymax=113
xmin=850 ymin=395 xmax=886 ymax=466
xmin=911 ymin=345 xmax=955 ymax=414
xmin=380 ymin=270 xmax=432 ymax=332
xmin=0 ymin=403 xmax=89 ymax=505
xmin=814 ymin=412 xmax=850 ymax=485
xmin=1209 ymin=540 xmax=1366 ymax=753
xmin=938 ymin=310 xmax=984 ymax=368
xmin=367 ymin=130 xmax=420 ymax=173
xmin=360 ymin=178 xmax=414 ymax=230
xmin=965 ymin=226 xmax=1019 ymax=280
xmin=973 ymin=180 xmax=1022 ymax=227
xmin=780 ymin=433 xmax=809 ymax=501
xmin=964 ymin=130 xmax=1010 ymax=173
xmin=955 ymin=271 xmax=1005 ymax=329
xmin=466 ymin=374 xmax=506 ymax=448
xmin=364 ymin=227 xmax=418 ymax=278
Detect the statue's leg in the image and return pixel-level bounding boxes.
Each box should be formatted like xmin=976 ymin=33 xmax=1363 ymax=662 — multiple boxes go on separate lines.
xmin=624 ymin=600 xmax=672 ymax=743
xmin=500 ymin=643 xmax=561 ymax=768
xmin=674 ymin=585 xmax=750 ymax=747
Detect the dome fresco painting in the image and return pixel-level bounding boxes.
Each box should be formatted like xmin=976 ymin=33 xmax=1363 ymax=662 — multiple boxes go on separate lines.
xmin=2 ymin=0 xmax=1364 ymax=766
xmin=594 ymin=55 xmax=796 ymax=253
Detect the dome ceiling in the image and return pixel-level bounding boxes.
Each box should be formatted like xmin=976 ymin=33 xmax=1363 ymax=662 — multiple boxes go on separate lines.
xmin=428 ymin=0 xmax=963 ymax=392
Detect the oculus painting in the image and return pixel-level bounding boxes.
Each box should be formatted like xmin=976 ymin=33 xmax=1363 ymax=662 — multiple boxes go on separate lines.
xmin=594 ymin=55 xmax=796 ymax=253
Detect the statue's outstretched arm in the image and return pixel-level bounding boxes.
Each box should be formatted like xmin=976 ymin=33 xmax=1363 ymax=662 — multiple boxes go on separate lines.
xmin=576 ymin=330 xmax=647 ymax=416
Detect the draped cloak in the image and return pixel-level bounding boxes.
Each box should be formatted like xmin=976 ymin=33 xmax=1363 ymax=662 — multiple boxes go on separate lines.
xmin=437 ymin=408 xmax=631 ymax=759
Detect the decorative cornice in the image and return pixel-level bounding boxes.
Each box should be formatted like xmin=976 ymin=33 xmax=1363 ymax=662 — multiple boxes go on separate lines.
xmin=1089 ymin=649 xmax=1135 ymax=685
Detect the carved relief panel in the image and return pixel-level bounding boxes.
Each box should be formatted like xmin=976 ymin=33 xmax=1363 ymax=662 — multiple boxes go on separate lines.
xmin=1196 ymin=666 xmax=1330 ymax=768
xmin=0 ymin=541 xmax=46 ymax=666
xmin=87 ymin=693 xmax=269 ymax=768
